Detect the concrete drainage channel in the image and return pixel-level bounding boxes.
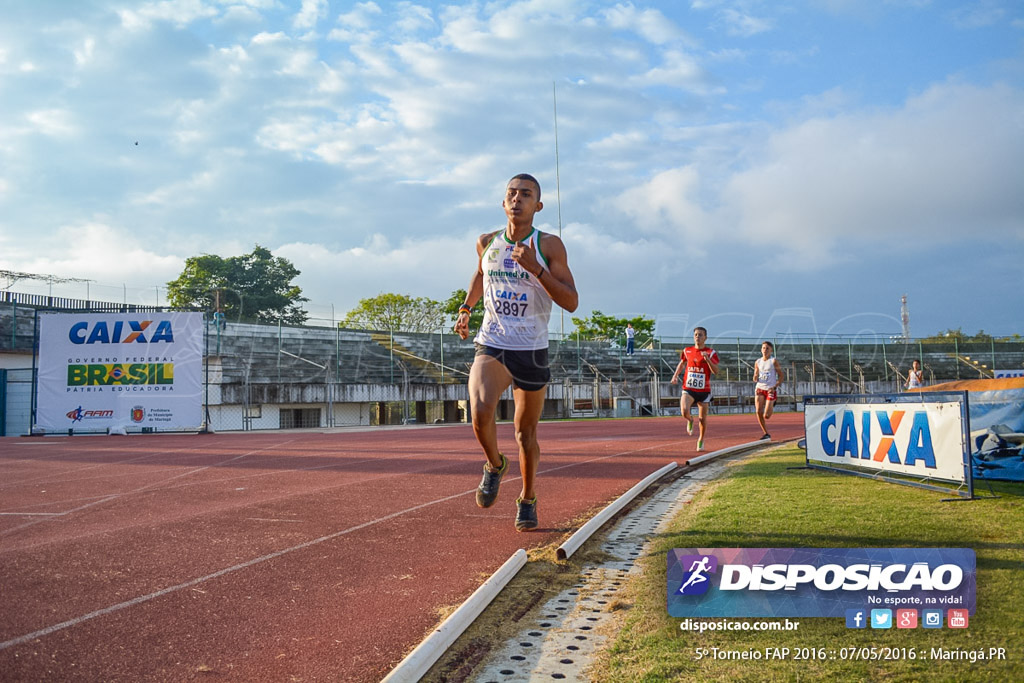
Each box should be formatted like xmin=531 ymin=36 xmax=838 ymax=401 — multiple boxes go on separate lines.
xmin=472 ymin=457 xmax=735 ymax=682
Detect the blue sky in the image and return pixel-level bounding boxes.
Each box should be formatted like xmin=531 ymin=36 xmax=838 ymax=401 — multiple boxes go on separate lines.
xmin=1 ymin=0 xmax=1022 ymax=340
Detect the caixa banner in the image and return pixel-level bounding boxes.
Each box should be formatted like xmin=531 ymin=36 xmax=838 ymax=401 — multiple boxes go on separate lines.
xmin=667 ymin=548 xmax=975 ymax=618
xmin=34 ymin=311 xmax=204 ymax=432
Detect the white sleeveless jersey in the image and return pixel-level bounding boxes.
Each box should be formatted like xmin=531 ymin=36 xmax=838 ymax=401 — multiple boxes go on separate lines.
xmin=474 ymin=228 xmax=553 ymax=351
xmin=755 ymin=357 xmax=779 ymax=390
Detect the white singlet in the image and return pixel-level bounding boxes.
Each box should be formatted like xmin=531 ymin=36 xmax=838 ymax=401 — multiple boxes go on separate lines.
xmin=474 ymin=228 xmax=553 ymax=351
xmin=755 ymin=357 xmax=778 ymax=391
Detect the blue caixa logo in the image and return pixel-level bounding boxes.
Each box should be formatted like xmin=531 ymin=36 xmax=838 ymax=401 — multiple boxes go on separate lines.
xmin=676 ymin=554 xmax=718 ymax=595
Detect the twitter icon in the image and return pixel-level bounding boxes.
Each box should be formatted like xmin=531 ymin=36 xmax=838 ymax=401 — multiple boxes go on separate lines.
xmin=871 ymin=609 xmax=892 ymax=629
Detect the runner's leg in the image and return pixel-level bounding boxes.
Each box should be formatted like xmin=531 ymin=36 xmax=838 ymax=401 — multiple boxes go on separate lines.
xmin=681 ymin=392 xmax=695 ymax=431
xmin=512 ymin=386 xmax=546 ymax=501
xmin=697 ymin=400 xmax=709 ymax=442
xmin=469 ymin=354 xmax=513 ymax=469
xmin=755 ymin=393 xmax=767 ymax=433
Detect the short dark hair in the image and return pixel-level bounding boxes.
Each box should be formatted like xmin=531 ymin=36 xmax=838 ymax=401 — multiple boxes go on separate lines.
xmin=508 ymin=173 xmax=541 ymax=200
xmin=762 ymin=340 xmax=774 ymax=351
xmin=694 ymin=326 xmax=707 ymax=335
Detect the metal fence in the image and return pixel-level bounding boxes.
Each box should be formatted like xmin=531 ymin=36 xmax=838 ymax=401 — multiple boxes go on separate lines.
xmin=2 ymin=304 xmax=1023 ymax=435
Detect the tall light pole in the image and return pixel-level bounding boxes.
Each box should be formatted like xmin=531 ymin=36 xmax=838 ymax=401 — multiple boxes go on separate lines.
xmin=553 ymin=81 xmax=564 ymax=338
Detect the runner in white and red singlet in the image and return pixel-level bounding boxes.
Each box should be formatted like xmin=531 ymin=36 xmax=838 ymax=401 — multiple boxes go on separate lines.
xmin=753 ymin=340 xmax=785 ymax=440
xmin=670 ymin=327 xmax=719 ymax=451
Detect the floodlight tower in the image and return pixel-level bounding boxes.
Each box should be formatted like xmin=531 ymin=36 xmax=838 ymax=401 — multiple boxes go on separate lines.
xmin=900 ymin=294 xmax=910 ymax=342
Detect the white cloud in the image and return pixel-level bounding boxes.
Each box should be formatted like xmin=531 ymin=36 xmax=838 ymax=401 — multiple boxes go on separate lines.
xmin=721 ymin=9 xmax=773 ymax=37
xmin=724 ymin=81 xmax=1024 ymax=265
xmin=132 ymin=170 xmax=219 ymax=207
xmin=614 ymin=166 xmax=711 ymax=241
xmin=118 ymin=0 xmax=219 ymax=31
xmin=329 ymin=1 xmax=383 ymax=41
xmin=293 ymin=0 xmax=327 ymax=32
xmin=26 ymin=109 xmax=77 ymax=137
xmin=603 ymin=3 xmax=690 ymax=45
xmin=946 ymin=2 xmax=1006 ymax=29
xmin=279 ymin=232 xmax=476 ymax=308
xmin=395 ymin=3 xmax=435 ymax=34
xmin=0 ymin=221 xmax=185 ymax=293
xmin=0 ymin=0 xmax=1021 ymax=335
xmin=631 ymin=49 xmax=712 ymax=91
xmin=73 ymin=37 xmax=96 ymax=67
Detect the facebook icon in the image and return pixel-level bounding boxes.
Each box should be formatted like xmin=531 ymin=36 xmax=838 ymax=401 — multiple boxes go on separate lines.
xmin=845 ymin=609 xmax=867 ymax=629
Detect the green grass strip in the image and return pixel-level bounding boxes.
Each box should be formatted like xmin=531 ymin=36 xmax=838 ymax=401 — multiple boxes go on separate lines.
xmin=592 ymin=446 xmax=1024 ymax=682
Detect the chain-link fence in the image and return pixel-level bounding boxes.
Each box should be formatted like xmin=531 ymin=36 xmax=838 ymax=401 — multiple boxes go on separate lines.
xmin=3 ymin=300 xmax=1023 ymax=435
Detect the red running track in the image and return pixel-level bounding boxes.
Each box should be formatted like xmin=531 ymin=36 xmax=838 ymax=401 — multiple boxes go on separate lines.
xmin=0 ymin=413 xmax=803 ymax=682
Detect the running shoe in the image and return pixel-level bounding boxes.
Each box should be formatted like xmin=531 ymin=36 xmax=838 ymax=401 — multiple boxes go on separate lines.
xmin=761 ymin=433 xmax=771 ymax=440
xmin=515 ymin=497 xmax=538 ymax=531
xmin=696 ymin=440 xmax=704 ymax=452
xmin=476 ymin=454 xmax=508 ymax=508
xmin=686 ymin=417 xmax=694 ymax=436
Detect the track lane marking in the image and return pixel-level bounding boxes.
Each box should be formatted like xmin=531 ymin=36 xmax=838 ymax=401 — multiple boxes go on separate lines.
xmin=0 ymin=436 xmax=688 ymax=651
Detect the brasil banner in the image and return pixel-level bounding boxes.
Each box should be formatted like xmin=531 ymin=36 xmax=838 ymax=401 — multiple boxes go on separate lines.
xmin=35 ymin=312 xmax=204 ymax=432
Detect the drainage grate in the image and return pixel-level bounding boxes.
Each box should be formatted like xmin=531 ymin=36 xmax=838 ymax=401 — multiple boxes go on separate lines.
xmin=473 ymin=459 xmax=732 ymax=681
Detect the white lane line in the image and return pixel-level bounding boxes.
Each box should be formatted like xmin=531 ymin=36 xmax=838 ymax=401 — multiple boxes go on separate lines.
xmin=0 ymin=512 xmax=63 ymax=517
xmin=0 ymin=440 xmax=299 ymax=538
xmin=0 ymin=486 xmax=477 ymax=652
xmin=0 ymin=437 xmax=686 ymax=651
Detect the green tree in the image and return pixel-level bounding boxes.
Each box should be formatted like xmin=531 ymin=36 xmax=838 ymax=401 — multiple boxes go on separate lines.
xmin=921 ymin=328 xmax=995 ymax=343
xmin=442 ymin=289 xmax=484 ymax=330
xmin=342 ymin=293 xmax=445 ymax=333
xmin=166 ymin=245 xmax=308 ymax=324
xmin=570 ymin=310 xmax=656 ymax=345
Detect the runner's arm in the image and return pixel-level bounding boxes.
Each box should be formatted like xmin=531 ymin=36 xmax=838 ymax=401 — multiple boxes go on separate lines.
xmin=454 ymin=232 xmax=495 ymax=340
xmin=705 ymin=351 xmax=719 ymax=375
xmin=526 ymin=233 xmax=578 ymax=313
xmin=670 ymin=358 xmax=685 ymax=383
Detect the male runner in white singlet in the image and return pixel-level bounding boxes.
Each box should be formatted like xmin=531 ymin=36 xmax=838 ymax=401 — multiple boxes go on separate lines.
xmin=454 ymin=174 xmax=578 ymax=531
xmin=753 ymin=341 xmax=785 ymax=440
xmin=906 ymin=359 xmax=924 ymax=390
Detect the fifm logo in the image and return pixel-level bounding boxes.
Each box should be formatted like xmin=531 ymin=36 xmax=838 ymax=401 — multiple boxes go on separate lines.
xmin=66 ymin=406 xmax=114 ymax=422
xmin=676 ymin=555 xmax=718 ymax=595
xmin=69 ymin=320 xmax=174 ymax=345
xmin=819 ymin=409 xmax=936 ymax=468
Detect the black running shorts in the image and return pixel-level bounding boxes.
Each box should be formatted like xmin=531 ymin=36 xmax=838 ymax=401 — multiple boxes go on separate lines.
xmin=474 ymin=343 xmax=551 ymax=392
xmin=684 ymin=389 xmax=712 ymax=404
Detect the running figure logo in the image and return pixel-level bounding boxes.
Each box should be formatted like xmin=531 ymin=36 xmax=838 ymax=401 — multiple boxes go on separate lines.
xmin=676 ymin=554 xmax=718 ymax=595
